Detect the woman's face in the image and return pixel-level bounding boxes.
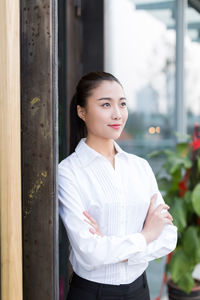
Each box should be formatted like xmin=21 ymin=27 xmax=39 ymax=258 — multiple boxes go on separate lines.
xmin=77 ymin=80 xmax=128 ymax=140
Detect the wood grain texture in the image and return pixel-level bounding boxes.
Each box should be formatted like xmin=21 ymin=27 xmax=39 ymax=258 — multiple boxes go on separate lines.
xmin=21 ymin=1 xmax=59 ymax=299
xmin=0 ymin=0 xmax=23 ymax=300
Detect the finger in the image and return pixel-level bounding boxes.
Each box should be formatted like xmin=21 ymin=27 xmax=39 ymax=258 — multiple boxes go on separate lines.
xmin=163 ymin=218 xmax=173 ymax=225
xmin=89 ymin=228 xmax=96 ymax=234
xmin=84 ymin=219 xmax=92 ymax=226
xmin=164 ymin=210 xmax=173 ymax=219
xmin=166 ymin=212 xmax=173 ymax=221
xmin=83 ymin=211 xmax=96 ymax=224
xmin=84 ymin=219 xmax=97 ymax=229
xmin=160 ymin=212 xmax=173 ymax=221
xmin=89 ymin=228 xmax=102 ymax=236
xmin=156 ymin=203 xmax=170 ymax=213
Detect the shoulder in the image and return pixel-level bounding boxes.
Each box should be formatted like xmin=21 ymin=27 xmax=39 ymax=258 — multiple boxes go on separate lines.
xmin=58 ymin=152 xmax=80 ymax=177
xmin=122 ymin=150 xmax=157 ymax=180
xmin=124 ymin=151 xmax=150 ymax=170
xmin=125 ymin=153 xmax=158 ymax=192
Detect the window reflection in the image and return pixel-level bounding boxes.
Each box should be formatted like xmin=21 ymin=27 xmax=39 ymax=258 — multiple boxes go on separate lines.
xmin=105 ymin=0 xmax=176 ymax=159
xmin=185 ymin=5 xmax=200 ymax=134
xmin=104 ymin=1 xmax=200 ymax=299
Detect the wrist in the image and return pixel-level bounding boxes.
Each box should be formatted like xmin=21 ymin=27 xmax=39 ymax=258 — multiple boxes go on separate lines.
xmin=141 ymin=230 xmax=151 ymax=244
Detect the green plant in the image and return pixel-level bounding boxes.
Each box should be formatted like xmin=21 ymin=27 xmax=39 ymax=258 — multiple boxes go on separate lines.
xmin=149 ymin=126 xmax=200 ymax=294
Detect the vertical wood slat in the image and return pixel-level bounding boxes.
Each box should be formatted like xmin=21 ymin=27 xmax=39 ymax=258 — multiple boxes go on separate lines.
xmin=0 ymin=1 xmax=23 ymax=300
xmin=21 ymin=1 xmax=58 ymax=299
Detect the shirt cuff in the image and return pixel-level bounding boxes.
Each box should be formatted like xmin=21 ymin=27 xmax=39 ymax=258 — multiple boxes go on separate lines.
xmin=136 ymin=232 xmax=147 ymax=249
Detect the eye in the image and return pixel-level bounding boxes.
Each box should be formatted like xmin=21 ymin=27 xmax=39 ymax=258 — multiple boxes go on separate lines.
xmin=120 ymin=102 xmax=127 ymax=107
xmin=102 ymin=103 xmax=110 ymax=107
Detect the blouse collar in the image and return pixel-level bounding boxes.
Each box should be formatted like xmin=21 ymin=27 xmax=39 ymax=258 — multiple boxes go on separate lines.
xmin=75 ymin=137 xmax=129 ymax=167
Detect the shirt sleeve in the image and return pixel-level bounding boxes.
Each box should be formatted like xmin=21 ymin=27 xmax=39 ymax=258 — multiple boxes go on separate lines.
xmin=127 ymin=160 xmax=178 ymax=266
xmin=58 ymin=164 xmax=147 ymax=271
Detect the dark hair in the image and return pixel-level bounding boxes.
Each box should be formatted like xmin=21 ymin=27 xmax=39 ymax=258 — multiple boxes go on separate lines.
xmin=69 ymin=71 xmax=122 ymax=155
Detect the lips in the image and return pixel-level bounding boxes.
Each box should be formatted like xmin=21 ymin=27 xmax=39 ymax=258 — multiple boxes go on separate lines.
xmin=108 ymin=124 xmax=121 ymax=130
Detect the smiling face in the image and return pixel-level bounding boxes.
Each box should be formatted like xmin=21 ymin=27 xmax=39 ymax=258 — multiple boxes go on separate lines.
xmin=77 ymin=80 xmax=128 ymax=140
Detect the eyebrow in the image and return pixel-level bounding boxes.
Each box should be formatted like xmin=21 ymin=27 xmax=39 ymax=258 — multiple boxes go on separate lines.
xmin=97 ymin=97 xmax=127 ymax=101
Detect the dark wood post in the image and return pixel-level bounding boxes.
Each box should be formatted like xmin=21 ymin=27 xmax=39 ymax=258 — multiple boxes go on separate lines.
xmin=21 ymin=1 xmax=59 ymax=299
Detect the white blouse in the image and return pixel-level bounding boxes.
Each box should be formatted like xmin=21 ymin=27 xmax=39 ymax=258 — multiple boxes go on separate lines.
xmin=58 ymin=137 xmax=177 ymax=285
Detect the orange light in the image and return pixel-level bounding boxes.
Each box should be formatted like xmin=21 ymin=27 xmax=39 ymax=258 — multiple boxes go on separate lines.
xmin=156 ymin=126 xmax=160 ymax=134
xmin=149 ymin=127 xmax=155 ymax=134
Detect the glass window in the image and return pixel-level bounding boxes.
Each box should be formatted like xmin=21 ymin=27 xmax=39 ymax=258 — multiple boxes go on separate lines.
xmin=104 ymin=1 xmax=200 ymax=298
xmin=104 ymin=1 xmax=177 ymax=298
xmin=105 ymin=0 xmax=176 ymax=165
xmin=185 ymin=4 xmax=200 ymax=134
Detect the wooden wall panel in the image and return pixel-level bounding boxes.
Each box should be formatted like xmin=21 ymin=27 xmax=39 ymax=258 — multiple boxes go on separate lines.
xmin=0 ymin=1 xmax=23 ymax=300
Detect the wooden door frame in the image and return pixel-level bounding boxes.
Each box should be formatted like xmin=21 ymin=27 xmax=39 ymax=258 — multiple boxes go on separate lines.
xmin=0 ymin=1 xmax=23 ymax=300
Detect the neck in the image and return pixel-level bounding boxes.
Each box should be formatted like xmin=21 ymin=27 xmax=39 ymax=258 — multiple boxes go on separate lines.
xmin=85 ymin=135 xmax=117 ymax=158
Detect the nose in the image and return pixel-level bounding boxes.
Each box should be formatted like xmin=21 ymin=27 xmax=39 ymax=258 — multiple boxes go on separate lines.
xmin=111 ymin=105 xmax=122 ymax=120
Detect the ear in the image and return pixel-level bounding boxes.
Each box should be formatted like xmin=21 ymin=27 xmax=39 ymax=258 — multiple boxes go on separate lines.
xmin=77 ymin=105 xmax=86 ymax=121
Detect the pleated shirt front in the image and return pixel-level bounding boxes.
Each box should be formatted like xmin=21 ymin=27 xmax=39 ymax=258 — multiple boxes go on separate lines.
xmin=58 ymin=137 xmax=177 ymax=285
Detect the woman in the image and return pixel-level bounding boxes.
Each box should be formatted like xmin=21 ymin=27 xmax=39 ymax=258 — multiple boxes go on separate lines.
xmin=58 ymin=71 xmax=177 ymax=300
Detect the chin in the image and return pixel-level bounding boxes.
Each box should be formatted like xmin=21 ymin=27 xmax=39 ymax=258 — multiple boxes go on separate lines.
xmin=103 ymin=132 xmax=122 ymax=140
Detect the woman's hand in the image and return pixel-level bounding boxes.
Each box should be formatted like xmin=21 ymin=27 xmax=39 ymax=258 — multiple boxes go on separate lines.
xmin=83 ymin=211 xmax=104 ymax=237
xmin=83 ymin=211 xmax=128 ymax=262
xmin=141 ymin=193 xmax=173 ymax=244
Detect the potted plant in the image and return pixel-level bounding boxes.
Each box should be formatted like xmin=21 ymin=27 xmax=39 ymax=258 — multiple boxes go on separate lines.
xmin=149 ymin=124 xmax=200 ymax=299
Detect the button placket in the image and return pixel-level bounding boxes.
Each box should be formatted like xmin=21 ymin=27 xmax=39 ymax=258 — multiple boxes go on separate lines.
xmin=115 ymin=165 xmax=126 ymax=236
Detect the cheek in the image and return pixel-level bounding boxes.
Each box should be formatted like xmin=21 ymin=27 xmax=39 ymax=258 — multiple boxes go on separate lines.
xmin=123 ymin=109 xmax=128 ymax=122
xmin=85 ymin=107 xmax=106 ymax=127
xmin=89 ymin=107 xmax=108 ymax=121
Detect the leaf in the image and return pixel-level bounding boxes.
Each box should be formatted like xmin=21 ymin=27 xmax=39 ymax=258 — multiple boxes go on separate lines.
xmin=182 ymin=226 xmax=200 ymax=264
xmin=174 ymin=131 xmax=191 ymax=142
xmin=165 ymin=154 xmax=192 ymax=175
xmin=183 ymin=158 xmax=193 ymax=169
xmin=164 ymin=193 xmax=176 ymax=206
xmin=198 ymin=155 xmax=200 ymax=174
xmin=192 ymin=183 xmax=200 ymax=216
xmin=177 ymin=273 xmax=194 ymax=294
xmin=170 ymin=169 xmax=182 ymax=191
xmin=183 ymin=191 xmax=194 ymax=213
xmin=169 ymin=248 xmax=192 ymax=283
xmin=148 ymin=150 xmax=164 ymax=159
xmin=170 ymin=198 xmax=187 ymax=232
xmin=164 ymin=149 xmax=175 ymax=156
xmin=176 ymin=143 xmax=190 ymax=158
xmin=157 ymin=177 xmax=171 ymax=192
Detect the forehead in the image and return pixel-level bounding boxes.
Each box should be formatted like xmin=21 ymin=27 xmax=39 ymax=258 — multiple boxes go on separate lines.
xmin=89 ymin=80 xmax=124 ymax=98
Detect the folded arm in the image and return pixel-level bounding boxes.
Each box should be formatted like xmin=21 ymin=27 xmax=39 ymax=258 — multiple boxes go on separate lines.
xmin=58 ymin=166 xmax=147 ymax=271
xmin=127 ymin=161 xmax=178 ymax=265
xmin=83 ymin=190 xmax=177 ymax=265
xmin=127 ymin=191 xmax=177 ymax=265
